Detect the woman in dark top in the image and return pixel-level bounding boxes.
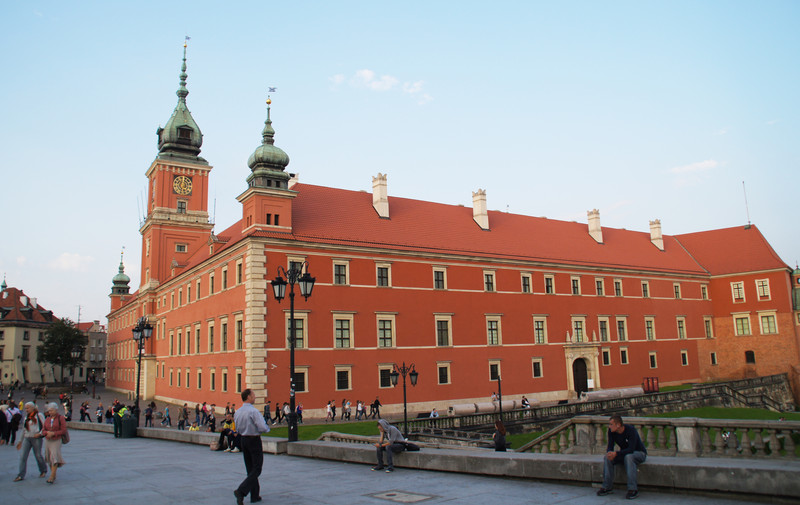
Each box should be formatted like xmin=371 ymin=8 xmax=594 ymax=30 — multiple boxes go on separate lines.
xmin=493 ymin=419 xmax=507 ymax=452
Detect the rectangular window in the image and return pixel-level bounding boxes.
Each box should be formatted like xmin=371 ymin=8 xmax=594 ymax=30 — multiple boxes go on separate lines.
xmin=484 ymin=271 xmax=495 ymax=292
xmin=433 ymin=268 xmax=446 ymax=290
xmin=681 ymin=350 xmax=689 ymax=366
xmin=734 ymin=316 xmax=751 ymax=336
xmin=745 ymin=351 xmax=756 ymax=364
xmin=533 ymin=317 xmax=547 ymax=344
xmin=645 ymin=317 xmax=655 ymax=340
xmin=521 ymin=274 xmax=532 ymax=293
xmin=677 ymin=318 xmax=686 ymax=339
xmin=571 ymin=277 xmax=581 ymax=295
xmin=237 ymin=262 xmax=243 ymax=284
xmin=641 ymin=282 xmax=649 ymax=298
xmin=760 ymin=314 xmax=777 ymax=334
xmin=186 ymin=370 xmax=190 ymax=389
xmin=210 ymin=274 xmax=215 ymax=294
xmin=177 ymin=369 xmax=181 ymax=387
xmin=531 ymin=358 xmax=543 ymax=378
xmin=710 ymin=352 xmax=718 ymax=365
xmin=196 ymin=280 xmax=201 ymax=300
xmin=334 ymin=319 xmax=351 ymax=348
xmin=620 ymin=347 xmax=629 ymax=365
xmin=178 ymin=291 xmax=183 ymax=306
xmin=222 ymin=269 xmax=228 ymax=290
xmin=572 ymin=318 xmax=584 ymax=342
xmin=222 ymin=371 xmax=228 ymax=392
xmin=673 ymin=283 xmax=681 ymax=299
xmin=598 ymin=318 xmax=609 ymax=342
xmin=595 ymin=279 xmax=604 ymax=296
xmin=23 ymin=331 xmax=30 ymax=341
xmin=333 ymin=262 xmax=349 ymax=285
xmin=293 ymin=369 xmax=307 ymax=393
xmin=169 ymin=333 xmax=174 ymax=356
xmin=486 ymin=317 xmax=501 ymax=345
xmin=197 ymin=370 xmax=202 ymax=389
xmin=731 ymin=281 xmax=745 ymax=302
xmin=236 ymin=372 xmax=242 ymax=394
xmin=544 ymin=275 xmax=554 ymax=294
xmin=489 ymin=362 xmax=500 ymax=381
xmin=170 ymin=369 xmax=173 ymax=386
xmin=649 ymin=352 xmax=658 ymax=369
xmin=195 ymin=328 xmax=201 ymax=354
xmin=701 ymin=285 xmax=708 ymax=300
xmin=210 ymin=370 xmax=216 ymax=391
xmin=208 ymin=325 xmax=215 ymax=352
xmin=177 ymin=201 xmax=187 ymax=214
xmin=437 ymin=363 xmax=451 ymax=384
xmin=436 ymin=317 xmax=452 ymax=346
xmin=187 ymin=285 xmax=191 ymax=302
xmin=379 ymin=367 xmax=393 ymax=388
xmin=602 ymin=349 xmax=611 ymax=366
xmin=287 ymin=316 xmax=306 ymax=348
xmin=236 ymin=320 xmax=243 ymax=350
xmin=378 ymin=319 xmax=394 ymax=348
xmin=614 ymin=279 xmax=622 ymax=297
xmin=376 ymin=265 xmax=390 ymax=287
xmin=336 ymin=369 xmax=351 ymax=391
xmin=756 ymin=279 xmax=770 ymax=300
xmin=704 ymin=318 xmax=714 ymax=338
xmin=617 ymin=319 xmax=627 ymax=341
xmin=221 ymin=322 xmax=228 ymax=351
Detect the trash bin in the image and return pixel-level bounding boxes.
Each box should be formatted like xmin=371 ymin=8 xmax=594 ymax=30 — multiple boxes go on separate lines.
xmin=120 ymin=417 xmax=138 ymax=438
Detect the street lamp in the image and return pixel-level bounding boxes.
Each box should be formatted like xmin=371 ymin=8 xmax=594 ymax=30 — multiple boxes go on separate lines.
xmin=389 ymin=362 xmax=419 ymax=438
xmin=132 ymin=316 xmax=153 ymax=422
xmin=495 ymin=374 xmax=503 ymax=421
xmin=70 ymin=347 xmax=82 ymax=388
xmin=271 ymin=261 xmax=315 ymax=443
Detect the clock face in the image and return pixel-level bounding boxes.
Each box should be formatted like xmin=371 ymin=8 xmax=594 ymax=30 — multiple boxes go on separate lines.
xmin=173 ymin=176 xmax=193 ymax=195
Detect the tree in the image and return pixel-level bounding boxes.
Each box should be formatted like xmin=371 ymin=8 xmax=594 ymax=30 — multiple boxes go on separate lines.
xmin=37 ymin=318 xmax=87 ymax=382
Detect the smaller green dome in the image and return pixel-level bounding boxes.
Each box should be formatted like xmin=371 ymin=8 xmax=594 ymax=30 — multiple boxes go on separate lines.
xmin=246 ymin=99 xmax=290 ymax=189
xmin=111 ymin=256 xmax=130 ymax=295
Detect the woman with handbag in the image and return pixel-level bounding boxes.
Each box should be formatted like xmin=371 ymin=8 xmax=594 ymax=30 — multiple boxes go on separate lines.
xmin=41 ymin=402 xmax=67 ymax=484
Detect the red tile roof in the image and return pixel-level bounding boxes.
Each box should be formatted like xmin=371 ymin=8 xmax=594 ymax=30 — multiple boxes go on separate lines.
xmin=0 ymin=287 xmax=56 ymax=324
xmin=675 ymin=225 xmax=789 ymax=275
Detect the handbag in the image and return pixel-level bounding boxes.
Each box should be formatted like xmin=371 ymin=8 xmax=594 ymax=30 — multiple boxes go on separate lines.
xmin=59 ymin=415 xmax=70 ymax=444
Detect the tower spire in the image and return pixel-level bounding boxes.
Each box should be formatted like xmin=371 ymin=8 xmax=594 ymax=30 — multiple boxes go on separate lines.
xmin=246 ymin=92 xmax=290 ymax=189
xmin=178 ymin=37 xmax=189 ymax=102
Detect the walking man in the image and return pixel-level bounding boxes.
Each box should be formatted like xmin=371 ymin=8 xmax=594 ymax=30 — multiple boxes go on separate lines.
xmin=233 ymin=389 xmax=270 ymax=505
xmin=596 ymin=415 xmax=647 ymax=500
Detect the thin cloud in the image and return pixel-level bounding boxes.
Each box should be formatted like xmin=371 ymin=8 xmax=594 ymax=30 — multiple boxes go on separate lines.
xmin=16 ymin=256 xmax=26 ymax=266
xmin=766 ymin=119 xmax=779 ymax=126
xmin=715 ymin=127 xmax=728 ymax=136
xmin=330 ymin=70 xmax=433 ymax=104
xmin=669 ymin=160 xmax=719 ymax=174
xmin=48 ymin=253 xmax=94 ymax=272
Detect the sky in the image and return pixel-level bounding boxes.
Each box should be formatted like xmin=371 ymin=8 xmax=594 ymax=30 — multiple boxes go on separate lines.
xmin=1 ymin=1 xmax=798 ymax=325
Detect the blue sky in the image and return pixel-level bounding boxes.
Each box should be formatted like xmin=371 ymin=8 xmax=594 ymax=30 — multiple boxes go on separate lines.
xmin=1 ymin=1 xmax=798 ymax=323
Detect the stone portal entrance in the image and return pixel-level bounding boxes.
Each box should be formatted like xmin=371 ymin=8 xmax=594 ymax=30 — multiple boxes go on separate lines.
xmin=572 ymin=359 xmax=588 ymax=396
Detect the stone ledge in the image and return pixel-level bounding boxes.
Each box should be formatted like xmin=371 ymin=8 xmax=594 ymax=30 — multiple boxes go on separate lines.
xmin=286 ymin=441 xmax=800 ymax=500
xmin=68 ymin=421 xmax=286 ymax=454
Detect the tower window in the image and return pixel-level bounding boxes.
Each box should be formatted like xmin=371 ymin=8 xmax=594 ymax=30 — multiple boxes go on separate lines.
xmin=274 ymin=214 xmax=280 ymax=226
xmin=178 ymin=127 xmax=192 ymax=140
xmin=177 ymin=201 xmax=187 ymax=214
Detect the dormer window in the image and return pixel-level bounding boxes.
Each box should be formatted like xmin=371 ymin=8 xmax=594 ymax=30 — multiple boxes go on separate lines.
xmin=178 ymin=127 xmax=192 ymax=143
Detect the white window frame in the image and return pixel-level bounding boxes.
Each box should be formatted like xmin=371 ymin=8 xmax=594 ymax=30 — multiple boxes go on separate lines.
xmin=571 ymin=316 xmax=586 ymax=342
xmin=756 ymin=279 xmax=771 ymax=300
xmin=434 ymin=314 xmax=453 ymax=347
xmin=601 ymin=348 xmax=611 ymax=366
xmin=376 ymin=313 xmax=396 ymax=348
xmin=488 ymin=360 xmax=501 ymax=381
xmin=641 ymin=281 xmax=650 ymax=298
xmin=437 ymin=362 xmax=451 ymax=385
xmin=335 ymin=366 xmax=352 ymax=391
xmin=544 ymin=274 xmax=555 ymax=294
xmin=293 ymin=366 xmax=309 ymax=393
xmin=597 ymin=316 xmax=610 ymax=342
xmin=486 ymin=314 xmax=502 ymax=346
xmin=595 ymin=277 xmax=605 ymax=296
xmin=375 ymin=262 xmax=392 ymax=288
xmin=521 ymin=273 xmax=532 ymax=293
xmin=704 ymin=317 xmax=714 ymax=339
xmin=616 ymin=317 xmax=628 ymax=342
xmin=673 ymin=283 xmax=681 ymax=299
xmin=571 ymin=276 xmax=581 ymax=295
xmin=645 ymin=316 xmax=656 ymax=341
xmin=284 ymin=311 xmax=309 ymax=349
xmin=433 ymin=267 xmax=447 ymax=290
xmin=614 ymin=279 xmax=623 ymax=297
xmin=701 ymin=284 xmax=708 ymax=300
xmin=758 ymin=311 xmax=778 ymax=334
xmin=731 ymin=281 xmax=745 ymax=302
xmin=531 ymin=357 xmax=544 ymax=378
xmin=378 ymin=364 xmax=394 ymax=389
xmin=649 ymin=352 xmax=658 ymax=369
xmin=333 ymin=259 xmax=350 ymax=286
xmin=676 ymin=317 xmax=686 ymax=339
xmin=680 ymin=350 xmax=689 ymax=366
xmin=533 ymin=315 xmax=548 ymax=344
xmin=620 ymin=346 xmax=629 ymax=365
xmin=483 ymin=270 xmax=496 ymax=292
xmin=733 ymin=314 xmax=751 ymax=336
xmin=332 ymin=312 xmax=355 ymax=349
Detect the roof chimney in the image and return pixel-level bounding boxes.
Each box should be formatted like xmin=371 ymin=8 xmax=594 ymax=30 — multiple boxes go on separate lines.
xmin=372 ymin=173 xmax=389 ymax=218
xmin=650 ymin=219 xmax=664 ymax=251
xmin=472 ymin=189 xmax=489 ymax=230
xmin=587 ymin=209 xmax=603 ymax=243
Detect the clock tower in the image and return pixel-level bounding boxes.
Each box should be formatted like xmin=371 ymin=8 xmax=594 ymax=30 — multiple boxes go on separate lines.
xmin=140 ymin=42 xmax=213 ymax=292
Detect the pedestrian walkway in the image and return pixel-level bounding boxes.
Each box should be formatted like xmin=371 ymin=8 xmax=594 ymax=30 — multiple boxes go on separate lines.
xmin=0 ymin=429 xmax=749 ymax=505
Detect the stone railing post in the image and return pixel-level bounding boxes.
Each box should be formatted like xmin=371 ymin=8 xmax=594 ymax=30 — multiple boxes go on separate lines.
xmin=673 ymin=418 xmax=700 ymax=456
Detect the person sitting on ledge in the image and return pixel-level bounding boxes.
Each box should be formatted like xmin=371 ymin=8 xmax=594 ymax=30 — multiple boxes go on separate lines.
xmin=596 ymin=414 xmax=647 ymax=500
xmin=217 ymin=413 xmax=241 ymax=452
xmin=372 ymin=419 xmax=405 ymax=473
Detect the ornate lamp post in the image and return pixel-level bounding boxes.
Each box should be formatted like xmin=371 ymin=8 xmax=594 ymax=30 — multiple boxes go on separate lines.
xmin=495 ymin=374 xmax=503 ymax=421
xmin=271 ymin=261 xmax=315 ymax=442
xmin=70 ymin=347 xmax=82 ymax=388
xmin=389 ymin=362 xmax=419 ymax=438
xmin=132 ymin=316 xmax=153 ymax=422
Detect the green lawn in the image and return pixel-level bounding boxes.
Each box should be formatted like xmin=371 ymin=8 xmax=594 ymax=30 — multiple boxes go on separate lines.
xmin=651 ymin=407 xmax=800 ymax=421
xmin=264 ymin=420 xmax=380 ymax=441
xmin=657 ymin=384 xmax=694 ymax=392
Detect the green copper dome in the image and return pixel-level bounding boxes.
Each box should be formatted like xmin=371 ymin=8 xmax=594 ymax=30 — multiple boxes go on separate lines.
xmin=246 ymin=99 xmax=290 ymax=189
xmin=111 ymin=256 xmax=130 ymax=295
xmin=156 ymin=44 xmax=206 ymax=163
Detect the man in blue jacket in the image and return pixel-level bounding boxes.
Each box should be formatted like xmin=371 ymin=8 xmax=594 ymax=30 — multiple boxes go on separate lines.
xmin=597 ymin=415 xmax=647 ymax=500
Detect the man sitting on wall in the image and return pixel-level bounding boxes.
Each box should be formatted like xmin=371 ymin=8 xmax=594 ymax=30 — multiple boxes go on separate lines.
xmin=597 ymin=415 xmax=647 ymax=500
xmin=217 ymin=412 xmax=241 ymax=452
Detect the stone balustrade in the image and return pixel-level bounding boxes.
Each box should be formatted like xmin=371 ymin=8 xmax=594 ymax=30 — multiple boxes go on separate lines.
xmin=519 ymin=415 xmax=800 ymax=459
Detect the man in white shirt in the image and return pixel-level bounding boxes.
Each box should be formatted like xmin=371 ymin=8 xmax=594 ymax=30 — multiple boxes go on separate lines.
xmin=233 ymin=389 xmax=270 ymax=505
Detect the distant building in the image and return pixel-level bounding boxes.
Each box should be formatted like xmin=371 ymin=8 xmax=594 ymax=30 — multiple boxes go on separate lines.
xmin=106 ymin=49 xmax=800 ymax=416
xmin=78 ymin=320 xmax=107 ymax=383
xmin=0 ymin=282 xmax=58 ymax=385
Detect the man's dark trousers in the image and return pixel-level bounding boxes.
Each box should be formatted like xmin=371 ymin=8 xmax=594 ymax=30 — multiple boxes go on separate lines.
xmin=237 ymin=435 xmax=263 ymax=499
xmin=113 ymin=415 xmax=121 ymax=438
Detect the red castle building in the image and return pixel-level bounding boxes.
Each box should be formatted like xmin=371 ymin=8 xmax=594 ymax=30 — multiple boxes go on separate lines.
xmin=106 ymin=50 xmax=800 ymax=416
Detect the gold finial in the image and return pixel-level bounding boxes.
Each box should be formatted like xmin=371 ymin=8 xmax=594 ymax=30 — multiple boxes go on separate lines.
xmin=184 ymin=35 xmax=191 ymax=48
xmin=266 ymin=97 xmax=272 ymax=105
